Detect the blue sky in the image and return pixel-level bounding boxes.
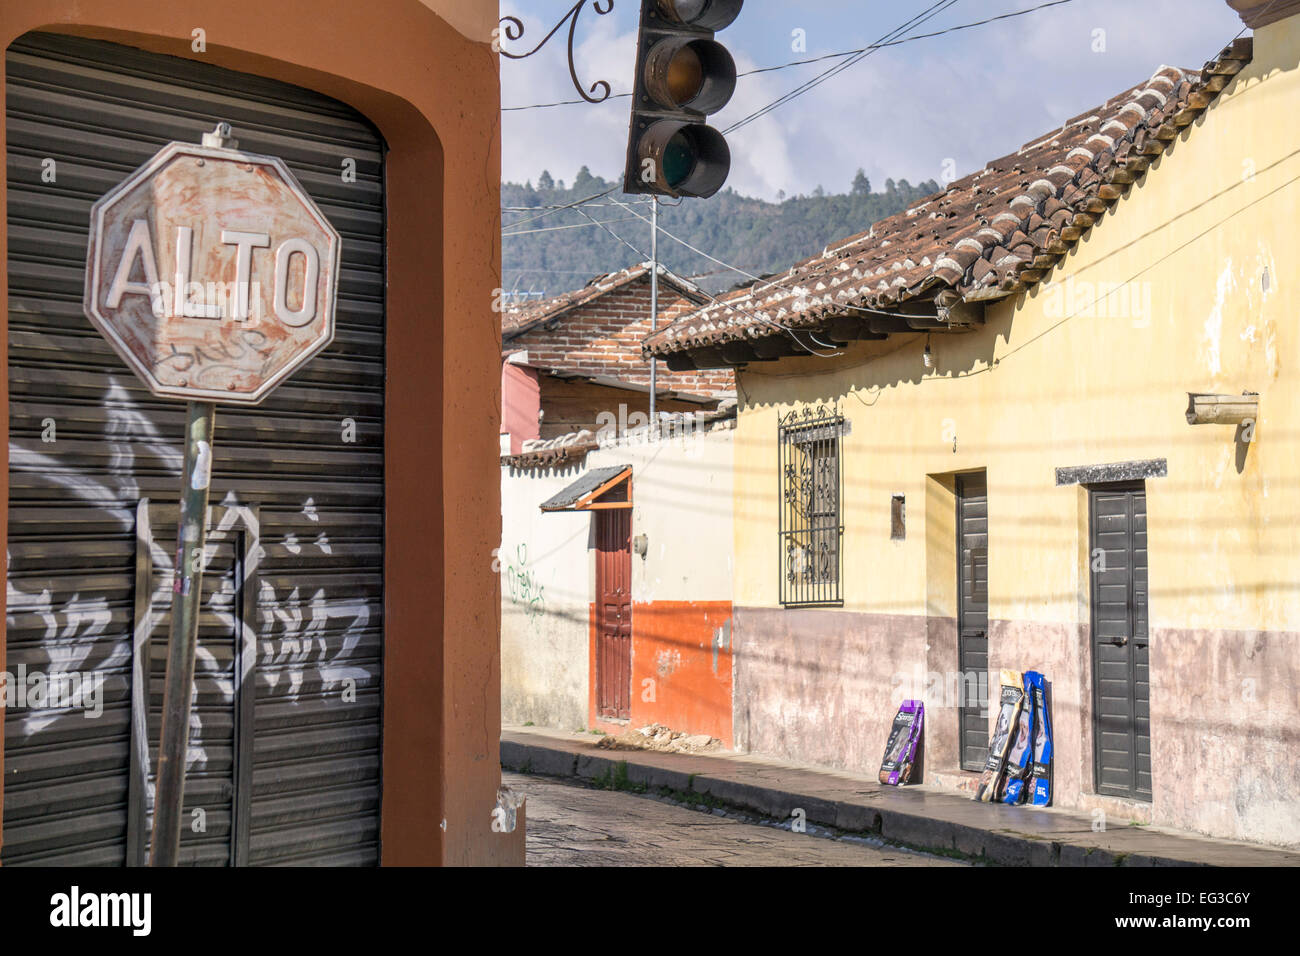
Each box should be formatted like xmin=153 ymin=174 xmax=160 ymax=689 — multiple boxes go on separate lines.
xmin=499 ymin=0 xmax=1244 ymax=200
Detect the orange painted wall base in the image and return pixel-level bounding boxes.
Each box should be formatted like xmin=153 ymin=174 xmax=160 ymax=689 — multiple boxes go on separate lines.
xmin=588 ymin=600 xmax=733 ymax=746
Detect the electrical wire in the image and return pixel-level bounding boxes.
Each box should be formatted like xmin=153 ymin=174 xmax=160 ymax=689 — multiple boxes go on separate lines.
xmin=502 ymin=199 xmax=650 ymax=211
xmin=500 ymin=0 xmax=1076 ymax=114
xmin=722 ymin=0 xmax=961 ymax=136
xmin=1233 ymin=0 xmax=1278 ymax=40
xmin=606 ymin=196 xmax=944 ymax=323
xmin=498 ymin=184 xmax=622 ymax=230
xmin=728 ymin=0 xmax=1080 ymax=133
xmin=568 ymin=205 xmax=842 ymax=355
xmin=573 ymin=206 xmax=648 ymax=261
xmin=606 ymin=196 xmax=764 ymax=281
xmin=502 ymin=215 xmax=642 ymax=237
xmin=497 ymin=2 xmax=1077 ymax=234
xmin=500 ymin=2 xmax=1086 ymax=341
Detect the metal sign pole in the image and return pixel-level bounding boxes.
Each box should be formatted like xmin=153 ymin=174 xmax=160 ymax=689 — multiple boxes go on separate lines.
xmin=149 ymin=400 xmax=216 ymax=866
xmin=649 ymin=197 xmax=658 ymax=423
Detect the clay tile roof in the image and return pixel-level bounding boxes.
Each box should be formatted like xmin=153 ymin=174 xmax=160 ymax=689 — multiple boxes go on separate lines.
xmin=501 ymin=432 xmax=600 ymax=470
xmin=502 ymin=262 xmax=707 ymax=340
xmin=644 ymin=37 xmax=1252 ymax=358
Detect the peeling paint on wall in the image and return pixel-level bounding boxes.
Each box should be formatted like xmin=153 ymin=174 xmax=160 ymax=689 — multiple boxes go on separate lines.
xmin=712 ymin=618 xmax=731 ymax=674
xmin=1203 ymin=259 xmax=1234 ymax=378
xmin=655 ymin=648 xmax=681 ymax=677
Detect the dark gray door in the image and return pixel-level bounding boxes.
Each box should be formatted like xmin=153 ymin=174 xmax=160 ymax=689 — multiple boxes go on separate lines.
xmin=4 ymin=33 xmax=386 ymax=865
xmin=1089 ymin=483 xmax=1151 ymax=801
xmin=956 ymin=472 xmax=988 ymax=772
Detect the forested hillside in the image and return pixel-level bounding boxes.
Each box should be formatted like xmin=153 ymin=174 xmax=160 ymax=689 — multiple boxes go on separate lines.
xmin=502 ymin=168 xmax=942 ymax=298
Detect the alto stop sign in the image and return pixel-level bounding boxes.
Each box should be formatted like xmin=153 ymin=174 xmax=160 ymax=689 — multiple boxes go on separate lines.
xmin=83 ymin=139 xmax=341 ymax=405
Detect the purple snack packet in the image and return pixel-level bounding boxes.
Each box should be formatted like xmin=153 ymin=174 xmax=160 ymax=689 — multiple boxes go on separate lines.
xmin=879 ymin=700 xmax=925 ymax=786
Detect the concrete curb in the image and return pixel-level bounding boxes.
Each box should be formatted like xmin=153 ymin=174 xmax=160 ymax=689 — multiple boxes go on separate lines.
xmin=501 ymin=733 xmax=1300 ymax=867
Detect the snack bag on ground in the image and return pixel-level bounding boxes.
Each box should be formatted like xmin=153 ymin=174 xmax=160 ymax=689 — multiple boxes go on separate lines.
xmin=1029 ymin=671 xmax=1053 ymax=806
xmin=879 ymin=700 xmax=925 ymax=786
xmin=974 ymin=670 xmax=1024 ymax=803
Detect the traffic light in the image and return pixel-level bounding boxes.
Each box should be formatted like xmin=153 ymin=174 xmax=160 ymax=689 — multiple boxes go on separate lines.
xmin=623 ymin=0 xmax=743 ymax=199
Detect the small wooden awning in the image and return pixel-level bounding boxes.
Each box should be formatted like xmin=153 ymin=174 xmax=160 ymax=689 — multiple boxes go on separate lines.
xmin=539 ymin=464 xmax=632 ymax=512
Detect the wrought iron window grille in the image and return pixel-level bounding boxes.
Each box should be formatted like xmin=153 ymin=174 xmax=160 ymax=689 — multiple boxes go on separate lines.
xmin=778 ymin=405 xmax=845 ymax=607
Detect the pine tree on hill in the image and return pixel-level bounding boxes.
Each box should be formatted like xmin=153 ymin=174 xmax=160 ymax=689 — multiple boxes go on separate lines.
xmin=501 ymin=169 xmax=942 ymax=296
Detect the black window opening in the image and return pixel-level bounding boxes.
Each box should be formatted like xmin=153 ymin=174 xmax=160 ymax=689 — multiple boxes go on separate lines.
xmin=778 ymin=405 xmax=845 ymax=607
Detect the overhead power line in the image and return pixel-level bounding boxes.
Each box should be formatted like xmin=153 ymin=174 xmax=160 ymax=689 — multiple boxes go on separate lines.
xmin=498 ymin=2 xmax=1083 ymax=333
xmin=502 ymin=0 xmax=1076 ymax=115
xmin=564 ymin=199 xmax=838 ymax=353
xmin=611 ymin=196 xmax=941 ymax=321
xmin=722 ymin=0 xmax=961 ymax=136
xmin=502 ymin=200 xmax=643 ymax=211
xmin=502 ymin=215 xmax=642 ymax=237
xmin=498 ymin=184 xmax=622 ymax=230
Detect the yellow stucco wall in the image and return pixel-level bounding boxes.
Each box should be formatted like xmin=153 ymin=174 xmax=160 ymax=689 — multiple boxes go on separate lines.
xmin=732 ymin=20 xmax=1300 ymax=846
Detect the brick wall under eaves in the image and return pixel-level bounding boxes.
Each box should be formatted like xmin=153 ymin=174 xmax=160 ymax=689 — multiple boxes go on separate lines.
xmin=505 ymin=274 xmax=735 ymax=398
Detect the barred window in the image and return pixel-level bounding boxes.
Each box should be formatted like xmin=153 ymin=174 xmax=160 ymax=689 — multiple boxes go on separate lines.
xmin=778 ymin=405 xmax=845 ymax=607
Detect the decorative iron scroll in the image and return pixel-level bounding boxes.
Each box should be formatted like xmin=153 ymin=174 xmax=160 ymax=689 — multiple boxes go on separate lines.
xmin=498 ymin=1 xmax=615 ymax=104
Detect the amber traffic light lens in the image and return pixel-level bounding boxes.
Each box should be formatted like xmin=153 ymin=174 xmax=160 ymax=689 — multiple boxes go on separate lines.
xmin=666 ymin=46 xmax=704 ymax=105
xmin=644 ymin=37 xmax=736 ymax=113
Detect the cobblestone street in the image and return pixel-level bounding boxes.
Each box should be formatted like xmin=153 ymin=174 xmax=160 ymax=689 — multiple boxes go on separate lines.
xmin=507 ymin=772 xmax=969 ymax=867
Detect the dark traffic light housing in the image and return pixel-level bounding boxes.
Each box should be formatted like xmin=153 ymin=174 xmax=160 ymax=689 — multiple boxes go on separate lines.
xmin=623 ymin=0 xmax=743 ymax=198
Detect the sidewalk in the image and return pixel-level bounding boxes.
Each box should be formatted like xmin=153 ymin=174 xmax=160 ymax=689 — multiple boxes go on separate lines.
xmin=501 ymin=725 xmax=1300 ymax=867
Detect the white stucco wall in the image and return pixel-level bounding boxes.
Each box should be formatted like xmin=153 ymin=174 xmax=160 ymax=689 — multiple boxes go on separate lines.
xmin=499 ymin=461 xmax=592 ymax=730
xmin=588 ymin=418 xmax=734 ymax=605
xmin=499 ymin=416 xmax=735 ymax=730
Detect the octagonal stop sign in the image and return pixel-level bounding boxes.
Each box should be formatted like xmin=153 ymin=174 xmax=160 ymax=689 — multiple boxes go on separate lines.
xmin=83 ymin=139 xmax=341 ymax=404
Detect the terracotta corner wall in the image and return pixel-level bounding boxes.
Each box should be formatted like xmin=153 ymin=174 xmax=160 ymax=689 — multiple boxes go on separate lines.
xmin=0 ymin=0 xmax=520 ymax=865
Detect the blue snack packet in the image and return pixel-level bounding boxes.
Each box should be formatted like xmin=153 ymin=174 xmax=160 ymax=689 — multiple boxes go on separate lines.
xmin=1028 ymin=671 xmax=1053 ymax=806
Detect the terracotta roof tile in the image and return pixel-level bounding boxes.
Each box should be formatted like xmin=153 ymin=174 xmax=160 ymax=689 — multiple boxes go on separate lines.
xmin=644 ymin=38 xmax=1252 ymax=358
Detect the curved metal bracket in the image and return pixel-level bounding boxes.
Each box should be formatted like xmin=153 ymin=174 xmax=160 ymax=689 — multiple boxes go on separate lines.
xmin=498 ymin=0 xmax=615 ymax=104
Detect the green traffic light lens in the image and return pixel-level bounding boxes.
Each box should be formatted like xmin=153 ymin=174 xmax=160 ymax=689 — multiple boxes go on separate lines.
xmin=663 ymin=130 xmax=697 ymax=187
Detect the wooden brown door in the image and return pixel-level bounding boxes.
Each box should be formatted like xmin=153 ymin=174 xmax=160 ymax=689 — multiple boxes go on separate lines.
xmin=595 ymin=510 xmax=632 ymax=719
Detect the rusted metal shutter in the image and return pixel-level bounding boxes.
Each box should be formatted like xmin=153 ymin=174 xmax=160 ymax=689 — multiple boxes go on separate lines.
xmin=1089 ymin=483 xmax=1152 ymax=801
xmin=4 ymin=33 xmax=385 ymax=865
